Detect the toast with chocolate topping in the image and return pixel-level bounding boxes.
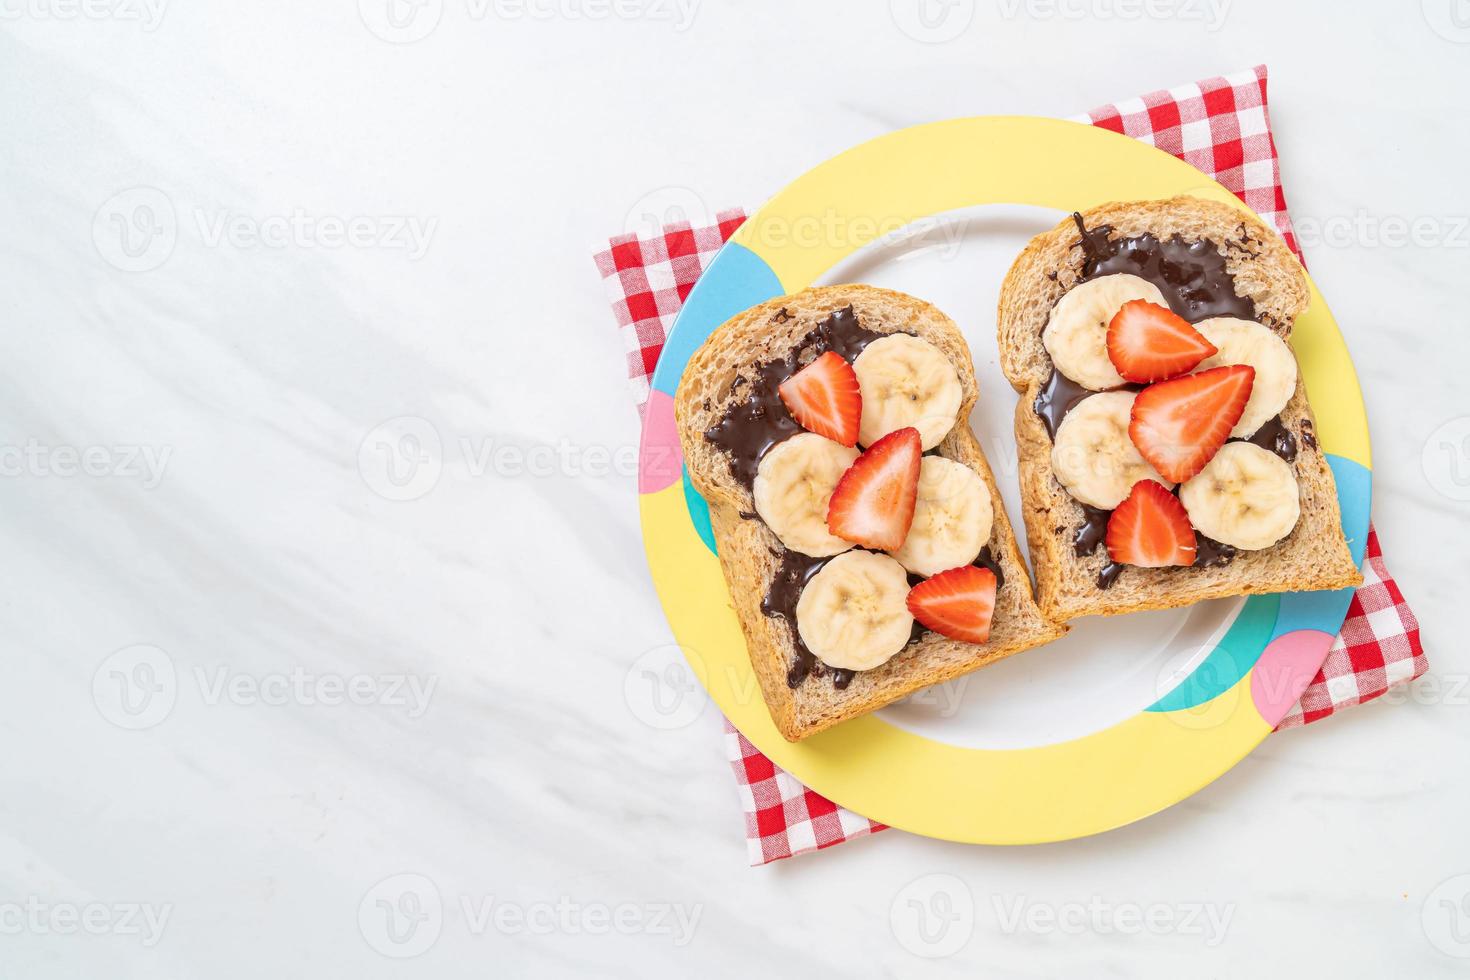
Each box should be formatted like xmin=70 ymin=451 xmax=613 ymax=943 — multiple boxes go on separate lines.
xmin=676 ymin=285 xmax=1064 ymax=742
xmin=997 ymin=196 xmax=1362 ymax=622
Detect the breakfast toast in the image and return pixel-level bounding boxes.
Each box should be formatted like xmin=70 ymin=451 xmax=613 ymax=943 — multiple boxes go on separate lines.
xmin=997 ymin=196 xmax=1362 ymax=621
xmin=676 ymin=285 xmax=1065 ymax=741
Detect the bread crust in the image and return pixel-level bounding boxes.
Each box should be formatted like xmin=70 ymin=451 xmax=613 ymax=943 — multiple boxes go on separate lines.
xmin=675 ymin=285 xmax=1065 ymax=741
xmin=997 ymin=197 xmax=1362 ymax=621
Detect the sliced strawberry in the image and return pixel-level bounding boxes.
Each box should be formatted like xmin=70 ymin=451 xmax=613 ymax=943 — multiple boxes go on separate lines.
xmin=906 ymin=565 xmax=997 ymax=644
xmin=778 ymin=351 xmax=862 ymax=447
xmin=1129 ymin=364 xmax=1255 ymax=483
xmin=826 ymin=427 xmax=921 ymax=550
xmin=1106 ymin=300 xmax=1218 ymax=383
xmin=1105 ymin=480 xmax=1197 ymax=568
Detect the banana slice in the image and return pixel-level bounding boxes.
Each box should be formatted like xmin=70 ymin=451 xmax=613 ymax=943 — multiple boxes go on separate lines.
xmin=888 ymin=456 xmax=993 ymax=576
xmin=852 ymin=334 xmax=963 ymax=450
xmin=1051 ymin=390 xmax=1174 ymax=509
xmin=795 ymin=551 xmax=914 ymax=672
xmin=1043 ymin=274 xmax=1169 ymax=390
xmin=753 ymin=433 xmax=859 ymax=557
xmin=1179 ymin=441 xmax=1300 ymax=550
xmin=1193 ymin=318 xmax=1298 ymax=438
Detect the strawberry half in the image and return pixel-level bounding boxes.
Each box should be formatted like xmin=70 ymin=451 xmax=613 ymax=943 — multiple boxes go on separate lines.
xmin=1129 ymin=364 xmax=1255 ymax=483
xmin=1105 ymin=480 xmax=1197 ymax=567
xmin=826 ymin=427 xmax=921 ymax=550
xmin=1106 ymin=300 xmax=1218 ymax=383
xmin=906 ymin=565 xmax=997 ymax=644
xmin=778 ymin=351 xmax=862 ymax=447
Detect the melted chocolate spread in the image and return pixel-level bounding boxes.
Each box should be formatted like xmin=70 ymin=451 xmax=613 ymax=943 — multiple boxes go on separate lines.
xmin=1244 ymin=415 xmax=1298 ymax=464
xmin=1072 ymin=212 xmax=1258 ymax=322
xmin=703 ymin=306 xmax=891 ymax=492
xmin=1041 ymin=215 xmax=1299 ymax=590
xmin=765 ymin=546 xmax=1007 ymax=690
xmin=1193 ymin=535 xmax=1238 ymax=568
xmin=1035 ymin=371 xmax=1141 ymax=442
xmin=706 ymin=304 xmax=939 ymax=691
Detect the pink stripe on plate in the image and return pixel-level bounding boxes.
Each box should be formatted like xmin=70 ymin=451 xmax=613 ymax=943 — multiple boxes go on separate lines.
xmin=639 ymin=390 xmax=684 ymax=494
xmin=1250 ymin=630 xmax=1335 ymax=727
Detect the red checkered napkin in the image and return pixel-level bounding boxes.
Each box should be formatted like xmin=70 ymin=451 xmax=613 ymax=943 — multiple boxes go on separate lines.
xmin=594 ymin=65 xmax=1425 ymax=865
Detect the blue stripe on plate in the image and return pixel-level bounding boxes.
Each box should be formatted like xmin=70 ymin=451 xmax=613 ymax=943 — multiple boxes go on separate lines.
xmin=650 ymin=242 xmax=783 ymax=398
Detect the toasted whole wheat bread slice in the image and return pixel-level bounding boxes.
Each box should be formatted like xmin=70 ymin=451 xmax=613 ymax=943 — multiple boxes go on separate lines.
xmin=997 ymin=197 xmax=1362 ymax=621
xmin=676 ymin=285 xmax=1065 ymax=741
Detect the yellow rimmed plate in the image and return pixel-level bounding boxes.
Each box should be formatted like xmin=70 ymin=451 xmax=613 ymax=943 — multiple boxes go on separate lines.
xmin=637 ymin=117 xmax=1370 ymax=844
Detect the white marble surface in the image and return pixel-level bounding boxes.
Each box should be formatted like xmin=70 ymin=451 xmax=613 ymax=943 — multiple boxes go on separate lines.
xmin=1 ymin=2 xmax=1466 ymax=977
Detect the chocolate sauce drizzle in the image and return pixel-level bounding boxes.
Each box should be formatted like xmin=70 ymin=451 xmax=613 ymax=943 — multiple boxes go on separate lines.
xmin=1073 ymin=505 xmax=1112 ymax=558
xmin=1072 ymin=212 xmax=1258 ymax=322
xmin=1192 ymin=535 xmax=1237 ymax=568
xmin=1062 ymin=420 xmax=1298 ymax=589
xmin=759 ymin=549 xmax=828 ymax=688
xmin=703 ymin=306 xmax=892 ymax=492
xmin=1244 ymin=415 xmax=1298 ymax=464
xmin=764 ymin=547 xmax=1005 ymax=690
xmin=1045 ymin=215 xmax=1296 ymax=589
xmin=706 ymin=304 xmax=945 ymax=691
xmin=1034 ymin=371 xmax=1135 ymax=442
